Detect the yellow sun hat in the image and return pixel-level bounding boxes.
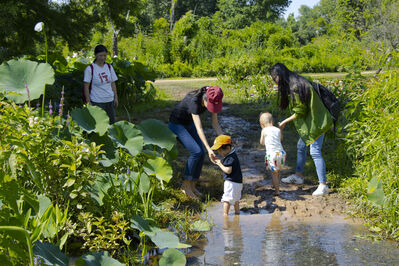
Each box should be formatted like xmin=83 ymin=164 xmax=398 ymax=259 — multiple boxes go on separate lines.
xmin=210 ymin=135 xmax=232 ymax=150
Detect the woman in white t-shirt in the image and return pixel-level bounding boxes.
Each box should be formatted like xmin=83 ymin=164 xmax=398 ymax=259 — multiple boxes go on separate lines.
xmin=83 ymin=45 xmax=118 ymax=124
xmin=259 ymin=112 xmax=286 ymax=196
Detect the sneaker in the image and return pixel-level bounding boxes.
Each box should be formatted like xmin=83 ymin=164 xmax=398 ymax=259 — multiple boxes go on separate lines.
xmin=281 ymin=174 xmax=304 ymax=184
xmin=312 ymin=184 xmax=329 ymax=196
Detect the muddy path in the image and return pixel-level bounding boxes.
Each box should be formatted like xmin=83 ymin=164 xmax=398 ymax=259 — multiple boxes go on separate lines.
xmin=188 ymin=112 xmax=399 ymax=265
xmin=210 ymin=111 xmax=348 ymax=220
xmin=150 ymin=80 xmax=399 ymax=265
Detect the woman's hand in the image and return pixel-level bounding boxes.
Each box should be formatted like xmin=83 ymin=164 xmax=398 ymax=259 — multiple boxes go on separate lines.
xmin=278 ymin=121 xmax=286 ymax=130
xmin=208 ymin=149 xmax=218 ymax=164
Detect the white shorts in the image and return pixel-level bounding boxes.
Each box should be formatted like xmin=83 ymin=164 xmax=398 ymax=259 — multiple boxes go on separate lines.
xmin=221 ymin=180 xmax=243 ymax=204
xmin=265 ymin=150 xmax=286 ymax=172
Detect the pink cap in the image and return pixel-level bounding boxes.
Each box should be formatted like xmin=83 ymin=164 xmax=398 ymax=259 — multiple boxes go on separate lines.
xmin=206 ymin=86 xmax=223 ymax=113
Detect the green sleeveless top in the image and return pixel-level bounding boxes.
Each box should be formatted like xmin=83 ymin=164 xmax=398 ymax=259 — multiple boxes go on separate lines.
xmin=289 ymin=84 xmax=333 ymax=146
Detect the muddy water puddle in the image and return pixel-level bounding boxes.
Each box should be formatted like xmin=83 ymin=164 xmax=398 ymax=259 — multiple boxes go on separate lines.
xmin=187 ymin=205 xmax=399 ymax=266
xmin=194 ymin=114 xmax=399 ymax=265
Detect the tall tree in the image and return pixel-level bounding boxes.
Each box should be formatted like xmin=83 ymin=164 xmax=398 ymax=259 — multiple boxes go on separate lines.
xmin=218 ymin=0 xmax=291 ymax=29
xmin=0 ymin=0 xmax=95 ymax=58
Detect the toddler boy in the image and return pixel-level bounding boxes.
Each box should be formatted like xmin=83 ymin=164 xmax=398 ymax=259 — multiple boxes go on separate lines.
xmin=260 ymin=112 xmax=286 ymax=196
xmin=211 ymin=135 xmax=243 ymax=216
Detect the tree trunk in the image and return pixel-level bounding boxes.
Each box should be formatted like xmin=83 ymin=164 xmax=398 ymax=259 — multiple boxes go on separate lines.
xmin=112 ymin=30 xmax=118 ymax=58
xmin=170 ymin=0 xmax=177 ymax=31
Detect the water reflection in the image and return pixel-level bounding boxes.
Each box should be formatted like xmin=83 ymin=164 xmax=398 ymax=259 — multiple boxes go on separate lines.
xmin=223 ymin=216 xmax=243 ymax=265
xmin=189 ymin=204 xmax=399 ymax=266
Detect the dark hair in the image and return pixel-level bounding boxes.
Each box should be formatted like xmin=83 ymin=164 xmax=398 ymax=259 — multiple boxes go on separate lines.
xmin=220 ymin=144 xmax=231 ymax=150
xmin=270 ymin=63 xmax=310 ymax=110
xmin=188 ymin=86 xmax=208 ymax=101
xmin=94 ymin=45 xmax=108 ymax=55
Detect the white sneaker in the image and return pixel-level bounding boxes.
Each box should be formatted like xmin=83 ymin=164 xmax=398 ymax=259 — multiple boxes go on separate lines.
xmin=312 ymin=184 xmax=329 ymax=196
xmin=281 ymin=174 xmax=304 ymax=184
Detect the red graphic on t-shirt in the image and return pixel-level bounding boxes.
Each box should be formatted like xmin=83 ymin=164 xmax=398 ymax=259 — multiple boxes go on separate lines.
xmin=98 ymin=72 xmax=109 ymax=83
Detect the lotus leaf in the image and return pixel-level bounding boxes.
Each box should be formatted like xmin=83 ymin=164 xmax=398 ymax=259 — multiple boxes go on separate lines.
xmin=159 ymin=248 xmax=186 ymax=266
xmin=143 ymin=157 xmax=173 ymax=183
xmin=138 ymin=119 xmax=177 ymax=151
xmin=0 ymin=59 xmax=54 ymax=103
xmin=33 ymin=241 xmax=69 ymax=266
xmin=108 ymin=121 xmax=144 ymax=156
xmin=71 ymin=106 xmax=109 ymax=136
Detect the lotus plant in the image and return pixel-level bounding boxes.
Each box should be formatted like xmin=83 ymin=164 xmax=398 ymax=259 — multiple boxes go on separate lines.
xmin=34 ymin=21 xmax=48 ymax=116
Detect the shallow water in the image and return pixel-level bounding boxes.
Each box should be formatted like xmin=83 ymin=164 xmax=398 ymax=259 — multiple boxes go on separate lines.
xmin=186 ymin=204 xmax=399 ymax=266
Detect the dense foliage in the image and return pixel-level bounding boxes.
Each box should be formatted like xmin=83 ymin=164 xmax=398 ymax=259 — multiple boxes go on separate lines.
xmin=0 ymin=60 xmax=206 ymax=265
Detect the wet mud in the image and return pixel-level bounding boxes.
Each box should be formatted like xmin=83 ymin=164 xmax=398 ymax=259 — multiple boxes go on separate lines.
xmin=189 ymin=112 xmax=399 ymax=265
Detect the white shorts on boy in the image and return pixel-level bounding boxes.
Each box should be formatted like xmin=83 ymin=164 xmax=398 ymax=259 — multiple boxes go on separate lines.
xmin=221 ymin=180 xmax=243 ymax=204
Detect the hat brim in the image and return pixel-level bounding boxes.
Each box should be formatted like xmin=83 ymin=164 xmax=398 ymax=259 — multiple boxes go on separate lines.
xmin=210 ymin=142 xmax=223 ymax=150
xmin=207 ymin=102 xmax=222 ymax=113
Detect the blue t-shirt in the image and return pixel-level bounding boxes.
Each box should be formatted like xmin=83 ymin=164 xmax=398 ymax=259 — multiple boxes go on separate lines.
xmin=222 ymin=149 xmax=242 ymax=183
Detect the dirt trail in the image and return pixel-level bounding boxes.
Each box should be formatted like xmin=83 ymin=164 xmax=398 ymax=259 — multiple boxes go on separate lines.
xmin=216 ymin=112 xmax=349 ymax=221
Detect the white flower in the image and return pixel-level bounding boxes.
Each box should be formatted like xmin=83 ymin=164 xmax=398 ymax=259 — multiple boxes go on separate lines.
xmin=72 ymin=52 xmax=78 ymax=58
xmin=34 ymin=22 xmax=44 ymax=32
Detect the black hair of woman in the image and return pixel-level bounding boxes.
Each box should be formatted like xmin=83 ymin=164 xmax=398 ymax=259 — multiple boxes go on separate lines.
xmin=270 ymin=63 xmax=310 ymax=110
xmin=94 ymin=44 xmax=108 ymax=55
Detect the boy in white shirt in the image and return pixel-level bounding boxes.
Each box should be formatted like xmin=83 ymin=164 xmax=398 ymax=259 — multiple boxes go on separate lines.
xmin=259 ymin=112 xmax=286 ymax=196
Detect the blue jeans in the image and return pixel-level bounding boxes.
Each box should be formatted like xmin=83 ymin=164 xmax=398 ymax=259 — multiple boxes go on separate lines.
xmin=296 ymin=134 xmax=326 ymax=183
xmin=168 ymin=122 xmax=206 ymax=181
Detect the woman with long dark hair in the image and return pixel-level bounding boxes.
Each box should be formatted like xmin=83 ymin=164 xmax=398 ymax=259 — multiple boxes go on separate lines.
xmin=169 ymin=86 xmax=224 ymax=198
xmin=83 ymin=45 xmax=118 ymax=124
xmin=270 ymin=63 xmax=333 ymax=196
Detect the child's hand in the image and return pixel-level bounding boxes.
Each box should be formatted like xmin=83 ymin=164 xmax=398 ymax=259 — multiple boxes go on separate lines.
xmin=214 ymin=159 xmax=221 ymax=165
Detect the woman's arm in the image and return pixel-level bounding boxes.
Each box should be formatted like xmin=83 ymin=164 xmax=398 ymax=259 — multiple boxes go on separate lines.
xmin=215 ymin=159 xmax=232 ymax=174
xmin=278 ymin=113 xmax=296 ymax=130
xmin=83 ymin=82 xmax=91 ymax=105
xmin=111 ymin=82 xmax=118 ymax=108
xmin=260 ymin=129 xmax=265 ymax=145
xmin=211 ymin=113 xmax=223 ymax=136
xmin=192 ymin=114 xmax=217 ymax=163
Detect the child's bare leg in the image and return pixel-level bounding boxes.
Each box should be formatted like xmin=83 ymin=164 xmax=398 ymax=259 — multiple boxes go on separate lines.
xmin=224 ymin=202 xmax=230 ymax=216
xmin=234 ymin=201 xmax=240 ymax=215
xmin=272 ymin=171 xmax=281 ymax=196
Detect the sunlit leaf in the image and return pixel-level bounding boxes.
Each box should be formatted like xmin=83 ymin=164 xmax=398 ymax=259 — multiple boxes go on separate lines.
xmin=139 ymin=172 xmax=150 ymax=194
xmin=367 ymin=176 xmax=385 ymax=206
xmin=138 ymin=119 xmax=177 ymax=151
xmin=151 ymin=231 xmax=179 ymax=249
xmin=190 ymin=220 xmax=211 ymax=232
xmin=0 ymin=59 xmax=55 ymax=103
xmin=143 ymin=157 xmax=173 ymax=183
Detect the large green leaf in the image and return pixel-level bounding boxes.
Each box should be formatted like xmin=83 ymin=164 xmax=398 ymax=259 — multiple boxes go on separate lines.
xmin=130 ymin=215 xmax=160 ymax=238
xmin=0 ymin=59 xmax=55 ymax=103
xmin=143 ymin=157 xmax=173 ymax=183
xmin=137 ymin=119 xmax=177 ymax=151
xmin=77 ymin=251 xmax=124 ymax=266
xmin=108 ymin=121 xmax=143 ymax=156
xmin=151 ymin=231 xmax=179 ymax=249
xmin=190 ymin=220 xmax=211 ymax=232
xmin=33 ymin=241 xmax=69 ymax=266
xmin=71 ymin=106 xmax=109 ymax=136
xmin=367 ymin=176 xmax=385 ymax=206
xmin=139 ymin=172 xmax=150 ymax=195
xmin=159 ymin=249 xmax=186 ymax=266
